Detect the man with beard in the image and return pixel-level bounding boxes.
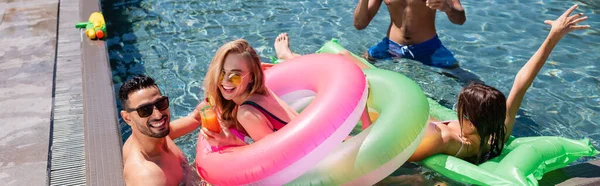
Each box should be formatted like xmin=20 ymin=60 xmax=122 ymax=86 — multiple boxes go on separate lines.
xmin=119 ymin=75 xmax=205 ymax=186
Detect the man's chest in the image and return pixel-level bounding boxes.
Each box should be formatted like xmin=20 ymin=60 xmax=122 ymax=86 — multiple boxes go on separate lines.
xmin=384 ymin=0 xmax=425 ymax=6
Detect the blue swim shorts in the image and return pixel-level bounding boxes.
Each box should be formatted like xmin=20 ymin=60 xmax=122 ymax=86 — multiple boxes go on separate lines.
xmin=368 ymin=35 xmax=458 ymax=68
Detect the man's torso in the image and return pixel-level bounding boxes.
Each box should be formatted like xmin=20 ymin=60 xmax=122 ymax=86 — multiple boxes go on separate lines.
xmin=123 ymin=137 xmax=186 ymax=186
xmin=384 ymin=0 xmax=438 ymax=45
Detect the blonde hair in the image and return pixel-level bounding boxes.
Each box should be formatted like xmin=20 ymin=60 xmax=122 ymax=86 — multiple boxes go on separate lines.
xmin=203 ymin=39 xmax=268 ymax=132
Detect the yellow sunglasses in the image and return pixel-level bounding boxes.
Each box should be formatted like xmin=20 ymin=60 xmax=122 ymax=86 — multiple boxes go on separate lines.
xmin=219 ymin=71 xmax=249 ymax=86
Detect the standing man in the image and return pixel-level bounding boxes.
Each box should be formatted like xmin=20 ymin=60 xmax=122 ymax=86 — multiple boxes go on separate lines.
xmin=354 ymin=0 xmax=480 ymax=82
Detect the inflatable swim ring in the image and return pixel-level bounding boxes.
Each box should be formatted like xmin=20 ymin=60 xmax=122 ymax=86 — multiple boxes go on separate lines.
xmin=287 ymin=68 xmax=429 ymax=185
xmin=195 ymin=54 xmax=368 ymax=185
xmin=284 ymin=40 xmax=429 ymax=185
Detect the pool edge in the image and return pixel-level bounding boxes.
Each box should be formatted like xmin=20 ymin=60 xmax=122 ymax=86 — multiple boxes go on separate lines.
xmin=80 ymin=0 xmax=125 ymax=185
xmin=539 ymin=159 xmax=600 ymax=186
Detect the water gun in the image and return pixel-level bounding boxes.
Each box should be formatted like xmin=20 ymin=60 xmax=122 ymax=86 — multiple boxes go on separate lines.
xmin=75 ymin=12 xmax=106 ymax=40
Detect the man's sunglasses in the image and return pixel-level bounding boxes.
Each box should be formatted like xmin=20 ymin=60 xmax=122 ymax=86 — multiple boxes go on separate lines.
xmin=219 ymin=71 xmax=249 ymax=87
xmin=125 ymin=96 xmax=169 ymax=118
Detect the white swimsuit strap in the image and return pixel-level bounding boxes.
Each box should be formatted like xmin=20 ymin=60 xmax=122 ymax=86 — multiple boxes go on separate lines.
xmin=455 ymin=134 xmax=465 ymax=157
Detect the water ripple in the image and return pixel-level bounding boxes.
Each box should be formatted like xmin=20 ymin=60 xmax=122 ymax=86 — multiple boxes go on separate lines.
xmin=103 ymin=0 xmax=600 ymax=183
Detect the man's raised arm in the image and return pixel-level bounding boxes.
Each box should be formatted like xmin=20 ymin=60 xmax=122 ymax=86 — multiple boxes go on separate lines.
xmin=354 ymin=0 xmax=383 ymax=30
xmin=426 ymin=0 xmax=466 ymax=25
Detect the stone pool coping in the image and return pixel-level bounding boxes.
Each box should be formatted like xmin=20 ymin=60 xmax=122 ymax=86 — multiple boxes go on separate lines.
xmin=79 ymin=0 xmax=125 ymax=185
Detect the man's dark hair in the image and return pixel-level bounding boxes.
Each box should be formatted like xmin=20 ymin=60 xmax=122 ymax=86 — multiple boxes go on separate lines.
xmin=119 ymin=75 xmax=159 ymax=109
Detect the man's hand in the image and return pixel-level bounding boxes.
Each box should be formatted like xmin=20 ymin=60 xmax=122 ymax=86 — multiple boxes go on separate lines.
xmin=430 ymin=0 xmax=466 ymax=25
xmin=426 ymin=0 xmax=451 ymax=12
xmin=190 ymin=100 xmax=210 ymax=122
xmin=168 ymin=100 xmax=209 ymax=139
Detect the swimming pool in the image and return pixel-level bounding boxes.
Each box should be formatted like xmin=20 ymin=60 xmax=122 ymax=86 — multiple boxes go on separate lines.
xmin=102 ymin=0 xmax=599 ymax=184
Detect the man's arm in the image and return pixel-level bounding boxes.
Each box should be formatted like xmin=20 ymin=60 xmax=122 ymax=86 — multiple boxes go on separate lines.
xmin=444 ymin=0 xmax=466 ymax=25
xmin=354 ymin=0 xmax=383 ymax=30
xmin=168 ymin=114 xmax=201 ymax=139
xmin=426 ymin=0 xmax=466 ymax=25
xmin=168 ymin=101 xmax=209 ymax=139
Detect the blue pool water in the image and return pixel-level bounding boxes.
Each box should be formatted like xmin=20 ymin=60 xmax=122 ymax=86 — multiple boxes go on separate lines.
xmin=103 ymin=0 xmax=600 ymax=184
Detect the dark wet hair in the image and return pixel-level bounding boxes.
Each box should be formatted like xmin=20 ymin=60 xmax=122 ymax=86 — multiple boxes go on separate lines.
xmin=119 ymin=75 xmax=159 ymax=109
xmin=457 ymin=83 xmax=506 ymax=164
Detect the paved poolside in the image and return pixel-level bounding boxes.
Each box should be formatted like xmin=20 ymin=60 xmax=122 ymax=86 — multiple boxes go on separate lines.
xmin=0 ymin=0 xmax=123 ymax=185
xmin=0 ymin=0 xmax=58 ymax=185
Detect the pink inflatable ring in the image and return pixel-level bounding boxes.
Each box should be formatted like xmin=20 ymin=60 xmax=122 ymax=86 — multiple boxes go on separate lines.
xmin=196 ymin=54 xmax=368 ymax=185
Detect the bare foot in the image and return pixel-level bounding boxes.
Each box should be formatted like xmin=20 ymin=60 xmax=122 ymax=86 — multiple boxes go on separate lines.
xmin=339 ymin=50 xmax=352 ymax=56
xmin=361 ymin=51 xmax=376 ymax=62
xmin=339 ymin=50 xmax=370 ymax=69
xmin=274 ymin=33 xmax=300 ymax=60
xmin=434 ymin=181 xmax=449 ymax=186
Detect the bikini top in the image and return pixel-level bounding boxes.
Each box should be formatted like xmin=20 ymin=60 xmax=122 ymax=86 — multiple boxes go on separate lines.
xmin=229 ymin=101 xmax=289 ymax=144
xmin=241 ymin=101 xmax=288 ymax=130
xmin=431 ymin=120 xmax=465 ymax=157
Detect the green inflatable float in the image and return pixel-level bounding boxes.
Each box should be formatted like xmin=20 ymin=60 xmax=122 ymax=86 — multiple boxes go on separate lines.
xmin=274 ymin=40 xmax=430 ymax=185
xmin=282 ymin=39 xmax=599 ymax=186
xmin=423 ymin=97 xmax=599 ymax=186
xmin=286 ymin=68 xmax=429 ymax=185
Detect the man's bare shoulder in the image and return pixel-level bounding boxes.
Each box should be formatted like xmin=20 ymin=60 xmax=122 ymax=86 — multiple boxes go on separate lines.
xmin=123 ymin=138 xmax=134 ymax=162
xmin=123 ymin=153 xmax=167 ymax=186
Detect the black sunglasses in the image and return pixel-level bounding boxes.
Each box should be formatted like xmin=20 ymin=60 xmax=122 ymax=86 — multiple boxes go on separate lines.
xmin=125 ymin=96 xmax=169 ymax=118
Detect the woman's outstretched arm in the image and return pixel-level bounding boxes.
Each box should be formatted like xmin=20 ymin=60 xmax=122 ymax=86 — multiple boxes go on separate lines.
xmin=505 ymin=4 xmax=589 ymax=141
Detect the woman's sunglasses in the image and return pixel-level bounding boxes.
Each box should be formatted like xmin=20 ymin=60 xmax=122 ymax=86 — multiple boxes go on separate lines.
xmin=125 ymin=96 xmax=169 ymax=118
xmin=219 ymin=71 xmax=249 ymax=87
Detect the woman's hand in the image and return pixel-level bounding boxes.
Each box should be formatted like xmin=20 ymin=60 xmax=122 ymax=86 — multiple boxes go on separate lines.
xmin=544 ymin=4 xmax=590 ymax=37
xmin=200 ymin=121 xmax=246 ymax=147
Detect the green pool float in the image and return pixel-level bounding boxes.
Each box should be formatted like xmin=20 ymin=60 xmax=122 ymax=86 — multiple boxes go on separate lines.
xmin=423 ymin=97 xmax=599 ymax=186
xmin=279 ymin=39 xmax=599 ymax=186
xmin=275 ymin=40 xmax=429 ymax=185
xmin=287 ymin=68 xmax=429 ymax=185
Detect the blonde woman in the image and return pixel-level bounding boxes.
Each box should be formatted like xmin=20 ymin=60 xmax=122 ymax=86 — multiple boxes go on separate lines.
xmin=199 ymin=38 xmax=299 ymax=146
